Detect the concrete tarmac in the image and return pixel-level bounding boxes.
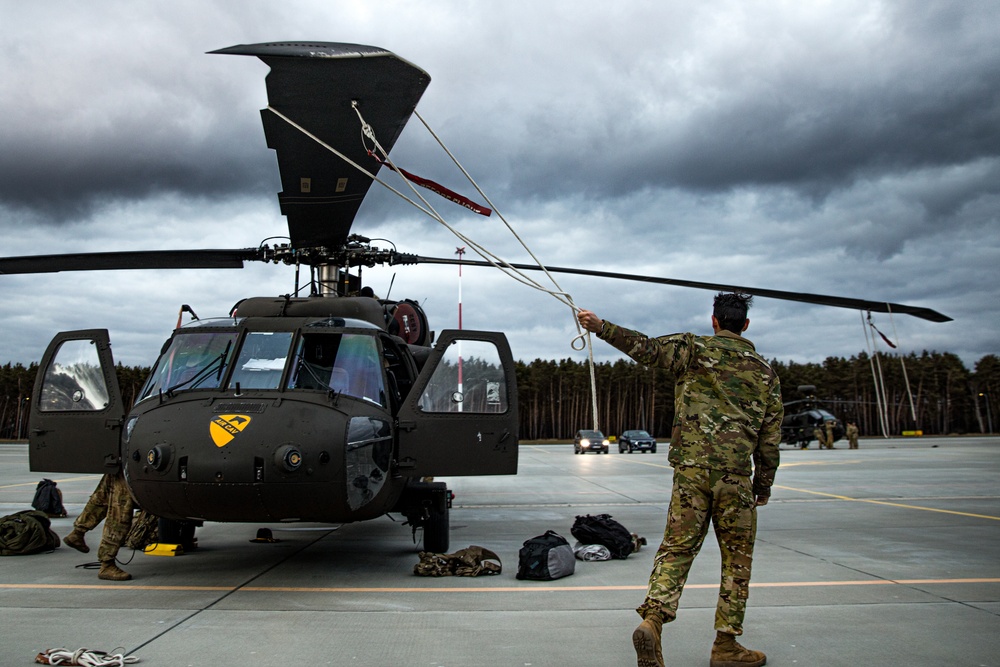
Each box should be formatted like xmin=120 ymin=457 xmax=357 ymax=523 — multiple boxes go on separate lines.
xmin=1 ymin=437 xmax=998 ymax=666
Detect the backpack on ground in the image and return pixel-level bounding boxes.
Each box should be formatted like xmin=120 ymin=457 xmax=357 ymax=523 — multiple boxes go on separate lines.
xmin=413 ymin=545 xmax=502 ymax=577
xmin=515 ymin=530 xmax=575 ymax=580
xmin=0 ymin=510 xmax=61 ymax=556
xmin=31 ymin=478 xmax=67 ymax=517
xmin=571 ymin=513 xmax=635 ymax=559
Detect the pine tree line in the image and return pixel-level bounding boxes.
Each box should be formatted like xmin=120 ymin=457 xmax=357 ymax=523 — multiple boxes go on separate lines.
xmin=516 ymin=351 xmax=999 ymax=439
xmin=2 ymin=351 xmax=998 ymax=440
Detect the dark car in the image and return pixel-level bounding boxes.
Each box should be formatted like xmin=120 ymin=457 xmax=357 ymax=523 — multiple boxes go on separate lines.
xmin=574 ymin=429 xmax=609 ymax=454
xmin=619 ymin=429 xmax=657 ymax=454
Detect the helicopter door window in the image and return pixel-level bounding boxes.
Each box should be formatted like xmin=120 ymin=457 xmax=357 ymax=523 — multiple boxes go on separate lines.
xmin=418 ymin=340 xmax=508 ymax=413
xmin=137 ymin=331 xmax=239 ymax=401
xmin=38 ymin=339 xmax=111 ymax=412
xmin=229 ymin=331 xmax=294 ymax=390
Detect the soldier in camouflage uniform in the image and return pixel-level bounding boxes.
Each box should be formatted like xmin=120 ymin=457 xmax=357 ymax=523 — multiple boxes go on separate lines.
xmin=846 ymin=422 xmax=859 ymax=449
xmin=61 ymin=470 xmax=135 ymax=581
xmin=578 ymin=293 xmax=782 ymax=667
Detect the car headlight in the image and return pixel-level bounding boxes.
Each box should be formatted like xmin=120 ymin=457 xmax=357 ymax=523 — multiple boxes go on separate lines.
xmin=581 ymin=439 xmax=590 ymax=447
xmin=602 ymin=439 xmax=610 ymax=446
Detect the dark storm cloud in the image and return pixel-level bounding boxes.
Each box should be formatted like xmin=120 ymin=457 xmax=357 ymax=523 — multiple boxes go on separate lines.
xmin=0 ymin=3 xmax=282 ymax=224
xmin=0 ymin=68 xmax=276 ymax=223
xmin=434 ymin=1 xmax=1000 ymax=219
xmin=0 ymin=135 xmax=274 ymax=223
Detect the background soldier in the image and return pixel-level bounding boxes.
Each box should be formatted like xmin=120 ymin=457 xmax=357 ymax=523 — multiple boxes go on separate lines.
xmin=813 ymin=426 xmax=827 ymax=449
xmin=846 ymin=422 xmax=860 ymax=449
xmin=578 ymin=292 xmax=782 ymax=667
xmin=62 ymin=470 xmax=135 ymax=581
xmin=825 ymin=420 xmax=836 ymax=449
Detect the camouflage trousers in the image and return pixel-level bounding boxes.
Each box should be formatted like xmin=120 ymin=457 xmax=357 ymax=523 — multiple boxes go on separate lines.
xmin=636 ymin=465 xmax=757 ymax=635
xmin=73 ymin=471 xmax=135 ymax=562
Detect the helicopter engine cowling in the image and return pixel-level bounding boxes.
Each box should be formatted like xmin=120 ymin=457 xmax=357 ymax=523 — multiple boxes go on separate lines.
xmin=380 ymin=298 xmax=431 ymax=346
xmin=232 ymin=295 xmax=387 ymax=329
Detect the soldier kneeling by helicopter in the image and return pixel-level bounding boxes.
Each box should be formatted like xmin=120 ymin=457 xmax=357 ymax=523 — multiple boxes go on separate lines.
xmin=62 ymin=470 xmax=135 ymax=581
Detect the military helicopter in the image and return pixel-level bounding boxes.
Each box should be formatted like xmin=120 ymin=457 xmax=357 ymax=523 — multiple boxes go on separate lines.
xmin=780 ymin=385 xmax=844 ymax=448
xmin=0 ymin=42 xmax=951 ymax=554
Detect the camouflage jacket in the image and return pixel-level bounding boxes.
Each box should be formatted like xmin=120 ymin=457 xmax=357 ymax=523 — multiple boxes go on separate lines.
xmin=598 ymin=322 xmax=782 ymax=496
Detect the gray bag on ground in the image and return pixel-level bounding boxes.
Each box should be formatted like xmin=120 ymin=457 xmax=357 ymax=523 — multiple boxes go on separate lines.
xmin=516 ymin=530 xmax=575 ymax=580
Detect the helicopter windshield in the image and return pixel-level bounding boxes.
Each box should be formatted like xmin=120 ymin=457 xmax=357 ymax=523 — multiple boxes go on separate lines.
xmin=288 ymin=332 xmax=387 ymax=407
xmin=138 ymin=331 xmax=239 ymax=401
xmin=228 ymin=331 xmax=294 ymax=389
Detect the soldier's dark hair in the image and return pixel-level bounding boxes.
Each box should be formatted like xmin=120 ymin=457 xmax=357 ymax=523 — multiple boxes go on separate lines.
xmin=713 ymin=292 xmax=753 ymax=334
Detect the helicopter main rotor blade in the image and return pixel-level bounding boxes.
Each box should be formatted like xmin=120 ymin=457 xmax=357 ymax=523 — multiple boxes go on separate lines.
xmin=213 ymin=42 xmax=430 ymax=249
xmin=407 ymin=256 xmax=952 ymax=323
xmin=0 ymin=249 xmax=263 ymax=275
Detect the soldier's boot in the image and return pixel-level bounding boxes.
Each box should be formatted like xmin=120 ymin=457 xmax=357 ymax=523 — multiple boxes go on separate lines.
xmin=632 ymin=612 xmax=664 ymax=667
xmin=98 ymin=561 xmax=132 ymax=581
xmin=62 ymin=528 xmax=89 ymax=553
xmin=709 ymin=632 xmax=766 ymax=667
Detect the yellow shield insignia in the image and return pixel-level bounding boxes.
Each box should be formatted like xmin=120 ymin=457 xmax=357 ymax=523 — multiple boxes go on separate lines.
xmin=210 ymin=414 xmax=252 ymax=448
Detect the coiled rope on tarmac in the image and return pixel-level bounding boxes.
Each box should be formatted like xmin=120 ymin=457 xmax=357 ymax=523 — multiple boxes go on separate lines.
xmin=34 ymin=647 xmax=139 ymax=666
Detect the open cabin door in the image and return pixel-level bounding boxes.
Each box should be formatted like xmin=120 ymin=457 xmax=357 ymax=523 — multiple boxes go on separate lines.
xmin=396 ymin=330 xmax=518 ymax=477
xmin=29 ymin=330 xmax=125 ymax=473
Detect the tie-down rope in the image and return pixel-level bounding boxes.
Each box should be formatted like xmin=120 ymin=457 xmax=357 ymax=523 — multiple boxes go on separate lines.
xmin=263 ymin=104 xmax=601 ymax=431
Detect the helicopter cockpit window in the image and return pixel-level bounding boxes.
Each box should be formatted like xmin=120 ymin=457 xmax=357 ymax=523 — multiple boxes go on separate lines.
xmin=289 ymin=333 xmax=387 ymax=407
xmin=39 ymin=339 xmax=111 ymax=412
xmin=229 ymin=331 xmax=294 ymax=390
xmin=418 ymin=340 xmax=508 ymax=413
xmin=137 ymin=331 xmax=239 ymax=401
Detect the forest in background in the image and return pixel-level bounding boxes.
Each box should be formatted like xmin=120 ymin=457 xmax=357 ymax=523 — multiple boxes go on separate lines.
xmin=1 ymin=351 xmax=998 ymax=441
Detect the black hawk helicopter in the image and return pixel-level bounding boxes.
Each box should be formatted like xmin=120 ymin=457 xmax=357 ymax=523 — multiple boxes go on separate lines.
xmin=0 ymin=42 xmax=951 ymax=554
xmin=780 ymin=385 xmax=845 ymax=448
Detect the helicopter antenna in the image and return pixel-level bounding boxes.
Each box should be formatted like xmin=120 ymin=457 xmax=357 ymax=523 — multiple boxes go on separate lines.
xmin=385 ymin=273 xmax=397 ymax=301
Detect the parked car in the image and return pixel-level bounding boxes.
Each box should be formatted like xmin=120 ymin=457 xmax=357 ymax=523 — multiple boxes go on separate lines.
xmin=618 ymin=429 xmax=657 ymax=454
xmin=574 ymin=429 xmax=609 ymax=454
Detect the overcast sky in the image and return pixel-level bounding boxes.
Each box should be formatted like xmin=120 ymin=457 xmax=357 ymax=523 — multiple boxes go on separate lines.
xmin=1 ymin=0 xmax=997 ymax=372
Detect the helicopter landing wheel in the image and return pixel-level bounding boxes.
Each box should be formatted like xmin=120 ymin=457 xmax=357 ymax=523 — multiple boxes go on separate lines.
xmin=157 ymin=517 xmax=197 ymax=551
xmin=423 ymin=507 xmax=450 ymax=554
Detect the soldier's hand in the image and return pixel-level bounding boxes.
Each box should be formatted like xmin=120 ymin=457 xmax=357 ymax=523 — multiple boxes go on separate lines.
xmin=755 ymin=495 xmax=769 ymax=507
xmin=577 ymin=309 xmax=603 ymax=334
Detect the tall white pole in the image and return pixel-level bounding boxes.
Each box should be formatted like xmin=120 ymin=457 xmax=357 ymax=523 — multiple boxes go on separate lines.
xmin=456 ymin=247 xmax=465 ymax=410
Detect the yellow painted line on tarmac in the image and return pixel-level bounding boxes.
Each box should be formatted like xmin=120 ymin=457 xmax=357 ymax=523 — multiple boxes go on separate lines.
xmin=775 ymin=484 xmax=1000 ymax=521
xmin=1 ymin=577 xmax=998 ymax=594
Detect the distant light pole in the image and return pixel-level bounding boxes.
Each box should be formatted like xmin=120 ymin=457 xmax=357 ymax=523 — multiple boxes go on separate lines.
xmin=980 ymin=392 xmax=994 ymax=434
xmin=455 ymin=247 xmax=465 ymax=330
xmin=456 ymin=247 xmax=465 ymax=411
